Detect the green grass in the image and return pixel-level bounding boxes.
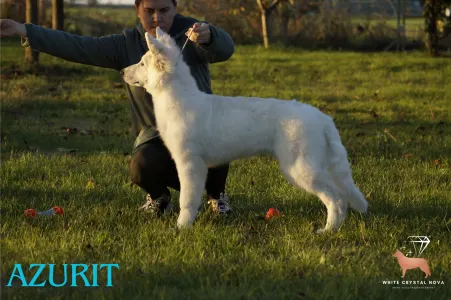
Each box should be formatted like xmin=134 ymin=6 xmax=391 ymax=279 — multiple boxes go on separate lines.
xmin=1 ymin=38 xmax=450 ymax=299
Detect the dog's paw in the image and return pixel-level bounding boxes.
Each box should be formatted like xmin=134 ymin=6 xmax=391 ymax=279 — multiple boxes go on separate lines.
xmin=176 ymin=220 xmax=192 ymax=229
xmin=316 ymin=228 xmax=328 ymax=234
xmin=176 ymin=209 xmax=197 ymax=228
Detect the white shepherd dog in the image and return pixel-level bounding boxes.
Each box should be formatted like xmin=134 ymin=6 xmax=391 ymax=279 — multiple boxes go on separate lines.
xmin=122 ymin=28 xmax=368 ymax=233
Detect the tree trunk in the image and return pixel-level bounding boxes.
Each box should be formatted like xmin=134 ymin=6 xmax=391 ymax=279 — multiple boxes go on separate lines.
xmin=38 ymin=0 xmax=46 ymax=25
xmin=424 ymin=0 xmax=449 ymax=55
xmin=25 ymin=0 xmax=39 ymax=65
xmin=261 ymin=11 xmax=270 ymax=48
xmin=52 ymin=0 xmax=64 ymax=30
xmin=257 ymin=0 xmax=281 ymax=48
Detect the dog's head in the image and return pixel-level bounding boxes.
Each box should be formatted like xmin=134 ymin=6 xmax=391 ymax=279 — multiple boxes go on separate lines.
xmin=392 ymin=250 xmax=401 ymax=257
xmin=121 ymin=27 xmax=182 ymax=93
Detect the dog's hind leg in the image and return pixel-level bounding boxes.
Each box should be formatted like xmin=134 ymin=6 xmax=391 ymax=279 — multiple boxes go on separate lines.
xmin=420 ymin=263 xmax=431 ymax=278
xmin=175 ymin=156 xmax=208 ymax=228
xmin=305 ymin=172 xmax=347 ymax=233
xmin=280 ymin=160 xmax=347 ymax=233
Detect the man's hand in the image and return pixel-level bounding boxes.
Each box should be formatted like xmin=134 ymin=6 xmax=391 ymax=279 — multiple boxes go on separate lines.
xmin=185 ymin=23 xmax=211 ymax=45
xmin=0 ymin=19 xmax=27 ymax=38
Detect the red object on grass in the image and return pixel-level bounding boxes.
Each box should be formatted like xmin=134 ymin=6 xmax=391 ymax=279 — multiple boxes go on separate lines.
xmin=52 ymin=206 xmax=64 ymax=215
xmin=24 ymin=206 xmax=64 ymax=217
xmin=24 ymin=208 xmax=37 ymax=218
xmin=265 ymin=208 xmax=281 ymax=220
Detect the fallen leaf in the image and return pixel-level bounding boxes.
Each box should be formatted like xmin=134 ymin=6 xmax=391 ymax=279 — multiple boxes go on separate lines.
xmin=66 ymin=127 xmax=78 ymax=134
xmin=403 ymin=154 xmax=413 ymax=159
xmin=86 ymin=179 xmax=96 ymax=188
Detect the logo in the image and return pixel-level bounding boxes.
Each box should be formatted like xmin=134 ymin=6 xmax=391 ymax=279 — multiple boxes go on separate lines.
xmin=6 ymin=264 xmax=119 ymax=287
xmin=381 ymin=236 xmax=445 ymax=290
xmin=392 ymin=250 xmax=431 ymax=278
xmin=406 ymin=236 xmax=430 ymax=257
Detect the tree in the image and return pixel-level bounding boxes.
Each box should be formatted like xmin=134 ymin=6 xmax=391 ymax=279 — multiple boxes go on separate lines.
xmin=424 ymin=0 xmax=451 ymax=55
xmin=256 ymin=0 xmax=281 ymax=48
xmin=25 ymin=0 xmax=40 ymax=65
xmin=38 ymin=0 xmax=46 ymax=25
xmin=87 ymin=0 xmax=98 ymax=6
xmin=256 ymin=0 xmax=319 ymax=48
xmin=52 ymin=0 xmax=64 ymax=30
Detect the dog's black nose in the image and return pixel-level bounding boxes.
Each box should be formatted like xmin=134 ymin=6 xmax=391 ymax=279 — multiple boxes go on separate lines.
xmin=120 ymin=69 xmax=124 ymax=77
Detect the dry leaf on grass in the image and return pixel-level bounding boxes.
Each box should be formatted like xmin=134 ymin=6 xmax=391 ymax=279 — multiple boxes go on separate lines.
xmin=86 ymin=179 xmax=96 ymax=188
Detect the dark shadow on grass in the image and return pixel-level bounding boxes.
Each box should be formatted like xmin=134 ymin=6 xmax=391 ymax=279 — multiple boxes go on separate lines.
xmin=180 ymin=191 xmax=449 ymax=235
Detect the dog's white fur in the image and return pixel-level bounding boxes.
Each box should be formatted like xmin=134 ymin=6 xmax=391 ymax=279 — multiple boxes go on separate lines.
xmin=122 ymin=28 xmax=368 ymax=232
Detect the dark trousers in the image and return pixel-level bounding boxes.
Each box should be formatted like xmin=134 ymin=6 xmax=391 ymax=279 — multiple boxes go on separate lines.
xmin=129 ymin=137 xmax=229 ymax=200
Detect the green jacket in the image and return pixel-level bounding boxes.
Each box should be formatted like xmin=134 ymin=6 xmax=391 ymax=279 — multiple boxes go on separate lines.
xmin=22 ymin=14 xmax=235 ymax=149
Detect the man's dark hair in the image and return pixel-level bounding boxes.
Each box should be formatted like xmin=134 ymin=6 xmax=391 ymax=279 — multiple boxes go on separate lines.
xmin=135 ymin=0 xmax=177 ymax=7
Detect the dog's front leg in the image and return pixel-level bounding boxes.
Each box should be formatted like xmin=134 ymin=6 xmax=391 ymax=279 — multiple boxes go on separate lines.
xmin=175 ymin=156 xmax=208 ymax=228
xmin=401 ymin=268 xmax=406 ymax=278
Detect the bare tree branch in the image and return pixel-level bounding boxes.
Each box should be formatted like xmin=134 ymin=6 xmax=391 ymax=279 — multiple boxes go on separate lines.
xmin=256 ymin=0 xmax=266 ymax=12
xmin=257 ymin=0 xmax=280 ymax=13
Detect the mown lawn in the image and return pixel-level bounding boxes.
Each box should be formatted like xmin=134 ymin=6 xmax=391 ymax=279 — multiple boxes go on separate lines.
xmin=1 ymin=37 xmax=450 ymax=299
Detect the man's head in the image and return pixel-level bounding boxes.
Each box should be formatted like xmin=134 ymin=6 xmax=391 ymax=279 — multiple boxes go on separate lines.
xmin=135 ymin=0 xmax=177 ymax=38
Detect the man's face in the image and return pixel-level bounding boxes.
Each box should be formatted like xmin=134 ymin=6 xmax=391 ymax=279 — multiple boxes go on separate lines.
xmin=136 ymin=0 xmax=176 ymax=37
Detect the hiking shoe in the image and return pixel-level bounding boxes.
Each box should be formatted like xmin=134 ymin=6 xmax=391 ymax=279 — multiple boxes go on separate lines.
xmin=207 ymin=192 xmax=232 ymax=215
xmin=139 ymin=193 xmax=173 ymax=215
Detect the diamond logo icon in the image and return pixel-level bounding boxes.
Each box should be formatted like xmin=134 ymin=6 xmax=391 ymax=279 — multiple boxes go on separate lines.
xmin=406 ymin=236 xmax=430 ymax=257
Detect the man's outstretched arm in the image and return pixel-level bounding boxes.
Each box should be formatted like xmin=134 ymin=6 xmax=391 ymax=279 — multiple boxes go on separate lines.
xmin=1 ymin=19 xmax=128 ymax=70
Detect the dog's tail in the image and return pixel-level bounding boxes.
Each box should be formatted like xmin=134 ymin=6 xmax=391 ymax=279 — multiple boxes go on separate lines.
xmin=325 ymin=122 xmax=368 ymax=213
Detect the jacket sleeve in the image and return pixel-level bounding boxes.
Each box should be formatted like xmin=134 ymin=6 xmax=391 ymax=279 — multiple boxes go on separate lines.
xmin=21 ymin=23 xmax=128 ymax=70
xmin=194 ymin=25 xmax=234 ymax=64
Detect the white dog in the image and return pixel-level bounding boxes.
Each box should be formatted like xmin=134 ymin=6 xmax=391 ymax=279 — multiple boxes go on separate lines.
xmin=122 ymin=28 xmax=368 ymax=232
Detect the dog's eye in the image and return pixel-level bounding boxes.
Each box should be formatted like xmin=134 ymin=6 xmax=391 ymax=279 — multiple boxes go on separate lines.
xmin=140 ymin=63 xmax=144 ymax=67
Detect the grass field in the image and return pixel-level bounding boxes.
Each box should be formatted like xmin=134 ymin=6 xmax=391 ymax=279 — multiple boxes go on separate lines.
xmin=1 ymin=37 xmax=450 ymax=299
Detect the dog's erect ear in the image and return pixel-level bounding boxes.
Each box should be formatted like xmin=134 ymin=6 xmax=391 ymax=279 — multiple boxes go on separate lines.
xmin=155 ymin=27 xmax=178 ymax=50
xmin=145 ymin=32 xmax=165 ymax=54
